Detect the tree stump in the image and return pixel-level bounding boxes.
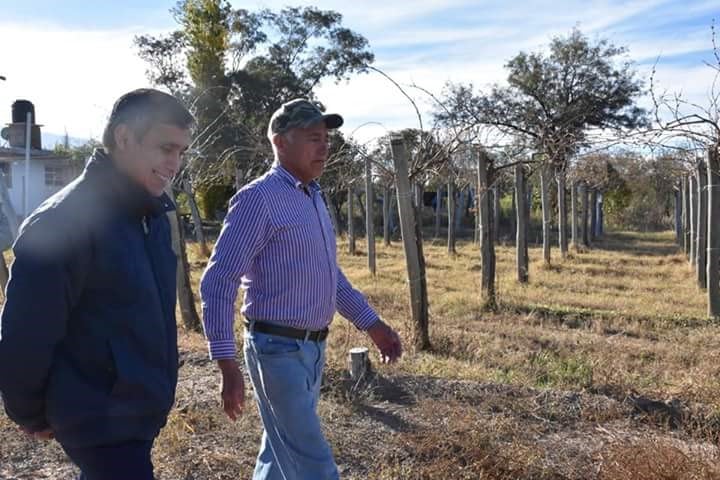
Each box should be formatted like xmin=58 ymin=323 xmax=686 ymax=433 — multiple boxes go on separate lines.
xmin=348 ymin=347 xmax=370 ymax=381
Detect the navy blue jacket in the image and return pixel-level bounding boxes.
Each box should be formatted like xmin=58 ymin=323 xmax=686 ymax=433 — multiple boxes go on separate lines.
xmin=0 ymin=149 xmax=178 ymax=448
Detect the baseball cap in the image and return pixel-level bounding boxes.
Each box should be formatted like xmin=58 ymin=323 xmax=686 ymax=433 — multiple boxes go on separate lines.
xmin=268 ymin=98 xmax=343 ymax=136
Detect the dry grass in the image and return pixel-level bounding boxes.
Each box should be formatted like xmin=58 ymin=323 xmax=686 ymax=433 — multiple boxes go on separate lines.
xmin=2 ymin=230 xmax=720 ymax=479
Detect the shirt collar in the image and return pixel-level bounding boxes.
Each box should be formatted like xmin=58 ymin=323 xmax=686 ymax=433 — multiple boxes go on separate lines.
xmin=271 ymin=162 xmax=321 ymax=194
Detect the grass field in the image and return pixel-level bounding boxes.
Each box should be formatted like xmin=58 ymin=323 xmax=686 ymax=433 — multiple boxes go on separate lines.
xmin=2 ymin=230 xmax=719 ymax=479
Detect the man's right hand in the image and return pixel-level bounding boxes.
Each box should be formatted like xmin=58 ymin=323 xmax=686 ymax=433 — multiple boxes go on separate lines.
xmin=217 ymin=359 xmax=245 ymax=421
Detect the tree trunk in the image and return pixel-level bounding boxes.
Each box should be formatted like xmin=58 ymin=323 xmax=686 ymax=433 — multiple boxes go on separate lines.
xmin=707 ymin=146 xmax=720 ymax=318
xmin=390 ymin=137 xmax=430 ymax=351
xmin=557 ymin=171 xmax=568 ymax=258
xmin=540 ymin=165 xmax=552 ymax=266
xmin=348 ymin=186 xmax=356 ymax=255
xmin=166 ymin=188 xmax=202 ymax=332
xmin=683 ymin=175 xmax=691 ymax=258
xmin=571 ymin=181 xmax=578 ymax=250
xmin=434 ymin=185 xmax=443 ymax=238
xmin=365 ymin=156 xmax=376 ymax=276
xmin=383 ymin=186 xmax=392 ymax=246
xmin=447 ymin=179 xmax=456 ymax=255
xmin=478 ymin=150 xmax=496 ymax=310
xmin=697 ymin=161 xmax=708 ymax=290
xmin=181 ymin=180 xmax=210 ymax=258
xmin=515 ymin=164 xmax=529 ymax=283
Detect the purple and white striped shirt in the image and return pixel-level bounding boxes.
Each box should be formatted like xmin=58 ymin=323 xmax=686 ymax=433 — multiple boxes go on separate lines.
xmin=200 ymin=163 xmax=379 ymax=360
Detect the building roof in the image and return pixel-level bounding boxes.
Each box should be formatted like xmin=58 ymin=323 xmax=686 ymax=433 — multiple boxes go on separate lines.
xmin=0 ymin=146 xmax=71 ymax=162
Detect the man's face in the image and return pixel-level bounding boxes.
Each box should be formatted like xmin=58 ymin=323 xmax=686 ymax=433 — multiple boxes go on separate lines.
xmin=113 ymin=122 xmax=191 ymax=197
xmin=276 ymin=122 xmax=330 ymax=183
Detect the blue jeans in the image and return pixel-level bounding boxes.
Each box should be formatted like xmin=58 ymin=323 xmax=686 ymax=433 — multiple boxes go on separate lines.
xmin=244 ymin=328 xmax=339 ymax=480
xmin=62 ymin=439 xmax=154 ymax=480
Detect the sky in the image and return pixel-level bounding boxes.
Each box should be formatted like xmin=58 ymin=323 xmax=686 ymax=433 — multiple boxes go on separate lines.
xmin=0 ymin=0 xmax=718 ymax=148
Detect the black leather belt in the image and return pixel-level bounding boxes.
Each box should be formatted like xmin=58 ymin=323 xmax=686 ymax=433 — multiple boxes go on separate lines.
xmin=244 ymin=320 xmax=329 ymax=342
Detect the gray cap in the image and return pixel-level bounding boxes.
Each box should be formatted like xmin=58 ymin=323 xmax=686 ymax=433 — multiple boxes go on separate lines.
xmin=268 ymin=98 xmax=343 ymax=136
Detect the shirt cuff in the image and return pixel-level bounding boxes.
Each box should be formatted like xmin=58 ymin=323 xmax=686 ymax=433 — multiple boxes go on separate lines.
xmin=350 ymin=307 xmax=381 ymax=331
xmin=207 ymin=339 xmax=237 ymax=360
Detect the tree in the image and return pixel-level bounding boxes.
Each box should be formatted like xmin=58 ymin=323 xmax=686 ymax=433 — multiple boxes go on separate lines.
xmin=136 ymin=2 xmax=374 ymax=189
xmin=438 ymin=28 xmax=646 ymax=264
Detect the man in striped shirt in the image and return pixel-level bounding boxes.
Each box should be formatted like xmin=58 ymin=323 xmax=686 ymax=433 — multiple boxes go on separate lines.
xmin=200 ymin=98 xmax=402 ymax=480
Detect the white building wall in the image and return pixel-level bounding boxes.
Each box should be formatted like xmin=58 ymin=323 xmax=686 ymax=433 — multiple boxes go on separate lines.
xmin=6 ymin=160 xmax=71 ymax=217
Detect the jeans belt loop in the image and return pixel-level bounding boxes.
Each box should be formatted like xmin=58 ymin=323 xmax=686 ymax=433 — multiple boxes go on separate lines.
xmin=303 ymin=329 xmax=311 ymax=343
xmin=249 ymin=319 xmax=256 ymax=332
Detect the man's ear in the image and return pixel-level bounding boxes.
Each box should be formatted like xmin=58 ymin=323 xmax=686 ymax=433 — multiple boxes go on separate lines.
xmin=113 ymin=124 xmax=132 ymax=152
xmin=272 ymin=134 xmax=284 ymax=153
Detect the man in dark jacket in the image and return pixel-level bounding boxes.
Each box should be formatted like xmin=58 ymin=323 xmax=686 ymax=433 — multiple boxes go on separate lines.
xmin=0 ymin=88 xmax=193 ymax=480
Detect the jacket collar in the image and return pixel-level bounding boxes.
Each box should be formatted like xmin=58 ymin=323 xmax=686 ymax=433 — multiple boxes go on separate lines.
xmin=84 ymin=148 xmax=175 ymax=218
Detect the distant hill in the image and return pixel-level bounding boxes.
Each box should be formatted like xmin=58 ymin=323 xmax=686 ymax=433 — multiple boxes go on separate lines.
xmin=41 ymin=132 xmax=92 ymax=149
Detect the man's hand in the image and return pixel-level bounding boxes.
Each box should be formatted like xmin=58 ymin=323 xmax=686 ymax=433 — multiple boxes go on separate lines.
xmin=217 ymin=359 xmax=245 ymax=421
xmin=366 ymin=320 xmax=402 ymax=364
xmin=21 ymin=426 xmax=54 ymax=440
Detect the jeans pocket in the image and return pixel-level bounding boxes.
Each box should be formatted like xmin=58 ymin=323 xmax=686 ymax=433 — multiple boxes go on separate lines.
xmin=255 ymin=334 xmax=301 ymax=357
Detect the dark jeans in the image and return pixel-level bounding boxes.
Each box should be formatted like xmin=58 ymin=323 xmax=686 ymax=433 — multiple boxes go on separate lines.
xmin=62 ymin=439 xmax=155 ymax=480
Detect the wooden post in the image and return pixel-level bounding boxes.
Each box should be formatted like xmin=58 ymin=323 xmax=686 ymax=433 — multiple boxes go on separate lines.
xmin=515 ymin=164 xmax=529 ymax=283
xmin=540 ymin=164 xmax=551 ymax=266
xmin=326 ymin=194 xmax=340 ymax=234
xmin=493 ymin=185 xmax=501 ymax=243
xmin=415 ymin=182 xmax=424 ymax=218
xmin=683 ymin=175 xmax=691 ymax=258
xmin=675 ymin=186 xmax=682 ymax=246
xmin=707 ymin=146 xmax=720 ymax=318
xmin=478 ymin=149 xmax=496 ymax=309
xmin=581 ymin=183 xmax=590 ymax=247
xmin=181 ymin=180 xmax=210 ymax=258
xmin=690 ymin=174 xmax=697 ymax=266
xmin=557 ymin=170 xmax=568 ymax=258
xmin=434 ymin=184 xmax=443 ymax=238
xmin=365 ymin=156 xmax=376 ymax=275
xmin=347 ymin=186 xmax=356 ymax=255
xmin=166 ymin=188 xmax=202 ymax=332
xmin=570 ymin=180 xmax=578 ymax=250
xmin=697 ymin=161 xmax=708 ymax=290
xmin=383 ymin=185 xmax=392 ymax=246
xmin=390 ymin=136 xmax=430 ymax=351
xmin=447 ymin=179 xmax=456 ymax=254
xmin=348 ymin=347 xmax=370 ymax=381
xmin=590 ymin=188 xmax=598 ymax=243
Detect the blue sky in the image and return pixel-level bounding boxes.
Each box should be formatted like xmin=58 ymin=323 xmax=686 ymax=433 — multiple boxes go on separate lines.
xmin=0 ymin=0 xmax=718 ymax=147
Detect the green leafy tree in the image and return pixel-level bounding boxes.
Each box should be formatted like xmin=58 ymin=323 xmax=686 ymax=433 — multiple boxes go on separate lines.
xmin=135 ymin=2 xmax=374 ymax=190
xmin=437 ymin=28 xmax=647 ymax=262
